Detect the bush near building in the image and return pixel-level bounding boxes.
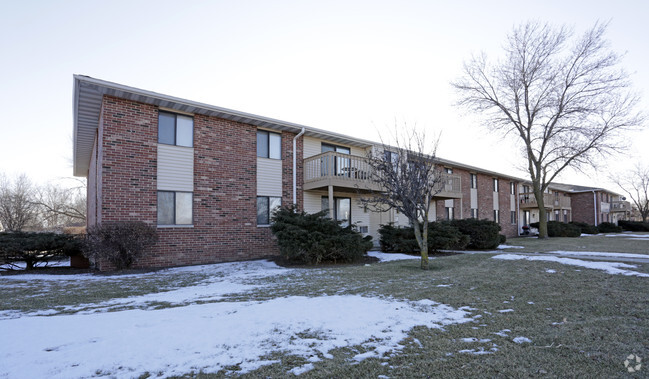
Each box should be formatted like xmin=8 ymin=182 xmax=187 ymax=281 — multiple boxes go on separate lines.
xmin=596 ymin=222 xmax=623 ymax=233
xmin=271 ymin=207 xmax=373 ymax=264
xmin=84 ymin=222 xmax=158 ymax=269
xmin=451 ymin=219 xmax=502 ymax=250
xmin=569 ymin=221 xmax=599 ymax=235
xmin=618 ymin=220 xmax=649 ymax=232
xmin=530 ymin=221 xmax=581 ymax=237
xmin=379 ymin=219 xmax=503 ymax=253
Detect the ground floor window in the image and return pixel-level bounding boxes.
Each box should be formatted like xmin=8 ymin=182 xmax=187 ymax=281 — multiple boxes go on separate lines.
xmin=158 ymin=191 xmax=193 ymax=225
xmin=563 ymin=209 xmax=569 ymax=223
xmin=523 ymin=210 xmax=530 ymax=226
xmin=510 ymin=210 xmax=516 ymax=224
xmin=321 ymin=196 xmax=351 ymax=227
xmin=257 ymin=196 xmax=281 ymax=225
xmin=470 ymin=208 xmax=478 ymax=218
xmin=493 ymin=209 xmax=500 ymax=223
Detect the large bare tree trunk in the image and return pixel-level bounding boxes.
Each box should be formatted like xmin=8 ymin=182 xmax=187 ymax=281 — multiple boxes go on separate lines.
xmin=534 ymin=190 xmax=548 ymax=239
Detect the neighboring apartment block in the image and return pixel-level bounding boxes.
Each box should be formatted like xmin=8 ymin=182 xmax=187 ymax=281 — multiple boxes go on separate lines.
xmin=72 ymin=76 xmax=629 ymax=269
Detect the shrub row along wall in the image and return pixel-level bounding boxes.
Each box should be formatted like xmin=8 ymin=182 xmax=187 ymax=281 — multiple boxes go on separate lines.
xmin=379 ymin=219 xmax=503 ymax=254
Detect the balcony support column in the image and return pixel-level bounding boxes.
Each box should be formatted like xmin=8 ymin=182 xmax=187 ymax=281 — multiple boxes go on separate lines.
xmin=328 ymin=185 xmax=334 ymax=219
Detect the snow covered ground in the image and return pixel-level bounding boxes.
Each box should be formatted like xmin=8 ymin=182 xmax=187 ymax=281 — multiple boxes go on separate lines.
xmin=0 ymin=258 xmax=473 ymax=378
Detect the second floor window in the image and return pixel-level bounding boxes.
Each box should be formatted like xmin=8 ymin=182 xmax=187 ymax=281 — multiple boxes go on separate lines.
xmin=493 ymin=178 xmax=499 ymax=192
xmin=510 ymin=182 xmax=516 ymax=194
xmin=470 ymin=174 xmax=477 ymax=189
xmin=257 ymin=130 xmax=281 ymax=159
xmin=158 ymin=111 xmax=193 ymax=147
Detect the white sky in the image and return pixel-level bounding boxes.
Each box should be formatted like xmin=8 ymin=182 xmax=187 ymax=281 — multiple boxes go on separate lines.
xmin=1 ymin=0 xmax=647 ymax=190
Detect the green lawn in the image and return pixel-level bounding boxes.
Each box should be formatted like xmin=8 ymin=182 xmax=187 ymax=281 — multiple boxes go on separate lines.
xmin=1 ymin=236 xmax=649 ymax=378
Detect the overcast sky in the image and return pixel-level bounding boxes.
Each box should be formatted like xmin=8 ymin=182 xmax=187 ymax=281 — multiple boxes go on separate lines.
xmin=1 ymin=0 xmax=647 ymax=191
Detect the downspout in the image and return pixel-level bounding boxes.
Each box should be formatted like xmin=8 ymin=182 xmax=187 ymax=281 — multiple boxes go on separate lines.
xmin=293 ymin=128 xmax=306 ymax=206
xmin=592 ymin=190 xmax=598 ymax=226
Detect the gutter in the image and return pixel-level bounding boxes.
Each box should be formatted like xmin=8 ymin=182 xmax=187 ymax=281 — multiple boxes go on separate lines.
xmin=293 ymin=128 xmax=306 ymax=206
xmin=592 ymin=190 xmax=598 ymax=226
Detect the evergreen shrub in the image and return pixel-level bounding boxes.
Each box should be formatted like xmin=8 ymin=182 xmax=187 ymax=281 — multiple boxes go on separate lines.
xmin=451 ymin=218 xmax=502 ymax=249
xmin=0 ymin=232 xmax=82 ymax=270
xmin=596 ymin=222 xmax=622 ymax=233
xmin=530 ymin=221 xmax=581 ymax=237
xmin=569 ymin=221 xmax=599 ymax=234
xmin=618 ymin=220 xmax=649 ymax=232
xmin=270 ymin=207 xmax=373 ymax=264
xmin=378 ymin=222 xmax=471 ymax=254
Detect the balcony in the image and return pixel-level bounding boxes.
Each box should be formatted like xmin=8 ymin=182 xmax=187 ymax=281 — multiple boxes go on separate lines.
xmin=519 ymin=192 xmax=570 ymax=209
xmin=610 ymin=200 xmax=632 ymax=213
xmin=303 ymin=151 xmax=462 ymax=198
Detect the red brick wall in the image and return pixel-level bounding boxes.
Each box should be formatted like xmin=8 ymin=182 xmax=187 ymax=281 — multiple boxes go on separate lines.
xmin=571 ymin=192 xmax=597 ymax=225
xmin=433 ymin=169 xmax=518 ymax=237
xmin=96 ymin=96 xmax=300 ymax=270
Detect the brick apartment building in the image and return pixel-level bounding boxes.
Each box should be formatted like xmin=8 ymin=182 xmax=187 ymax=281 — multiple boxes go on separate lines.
xmin=73 ymin=76 xmax=630 ymax=269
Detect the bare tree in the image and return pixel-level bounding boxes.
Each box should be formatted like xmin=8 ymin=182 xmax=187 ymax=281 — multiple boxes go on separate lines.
xmin=610 ymin=165 xmax=649 ymax=222
xmin=0 ymin=173 xmax=39 ymax=231
xmin=361 ymin=127 xmax=443 ymax=270
xmin=34 ymin=178 xmax=87 ymax=229
xmin=453 ymin=22 xmax=644 ymax=238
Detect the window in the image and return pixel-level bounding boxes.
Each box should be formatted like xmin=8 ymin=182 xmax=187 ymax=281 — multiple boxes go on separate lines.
xmin=157 ymin=191 xmax=193 ymax=225
xmin=446 ymin=207 xmax=454 ymax=220
xmin=471 ymin=208 xmax=478 ymax=218
xmin=510 ymin=211 xmax=516 ymax=224
xmin=523 ymin=210 xmax=530 ymax=226
xmin=257 ymin=130 xmax=281 ymax=159
xmin=554 ymin=210 xmax=560 ymax=221
xmin=493 ymin=209 xmax=500 ymax=223
xmin=158 ymin=111 xmax=193 ymax=147
xmin=522 ymin=185 xmax=530 ymax=193
xmin=510 ymin=182 xmax=516 ymax=194
xmin=493 ymin=178 xmax=499 ymax=192
xmin=257 ymin=196 xmax=281 ymax=225
xmin=563 ymin=209 xmax=569 ymax=223
xmin=470 ymin=174 xmax=477 ymax=189
xmin=445 ymin=167 xmax=453 ymax=174
xmin=321 ymin=197 xmax=351 ymax=227
xmin=384 ymin=150 xmax=399 ymax=172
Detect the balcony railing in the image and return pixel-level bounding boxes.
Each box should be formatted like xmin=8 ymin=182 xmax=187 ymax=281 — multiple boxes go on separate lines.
xmin=610 ymin=200 xmax=631 ymax=212
xmin=303 ymin=151 xmax=462 ymax=198
xmin=519 ymin=192 xmax=571 ymax=209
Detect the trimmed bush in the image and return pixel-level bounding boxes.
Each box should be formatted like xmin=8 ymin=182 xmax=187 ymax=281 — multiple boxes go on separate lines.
xmin=569 ymin=221 xmax=599 ymax=235
xmin=378 ymin=223 xmax=419 ymax=254
xmin=84 ymin=222 xmax=158 ymax=269
xmin=530 ymin=221 xmax=581 ymax=237
xmin=428 ymin=222 xmax=470 ymax=251
xmin=0 ymin=232 xmax=82 ymax=270
xmin=597 ymin=222 xmax=622 ymax=233
xmin=271 ymin=207 xmax=373 ymax=264
xmin=499 ymin=234 xmax=507 ymax=244
xmin=451 ymin=219 xmax=501 ymax=249
xmin=618 ymin=220 xmax=649 ymax=232
xmin=378 ymin=222 xmax=469 ymax=254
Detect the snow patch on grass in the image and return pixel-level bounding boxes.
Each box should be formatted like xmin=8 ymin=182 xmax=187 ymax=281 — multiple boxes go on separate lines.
xmin=367 ymin=251 xmax=419 ymax=262
xmin=0 ymin=295 xmax=473 ymax=378
xmin=497 ymin=245 xmax=524 ymax=249
xmin=513 ymin=336 xmax=532 ymax=344
xmin=493 ymin=254 xmax=649 ymax=277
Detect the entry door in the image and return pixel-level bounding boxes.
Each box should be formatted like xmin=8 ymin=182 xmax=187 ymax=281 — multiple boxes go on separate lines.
xmin=322 ymin=144 xmax=350 ymax=177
